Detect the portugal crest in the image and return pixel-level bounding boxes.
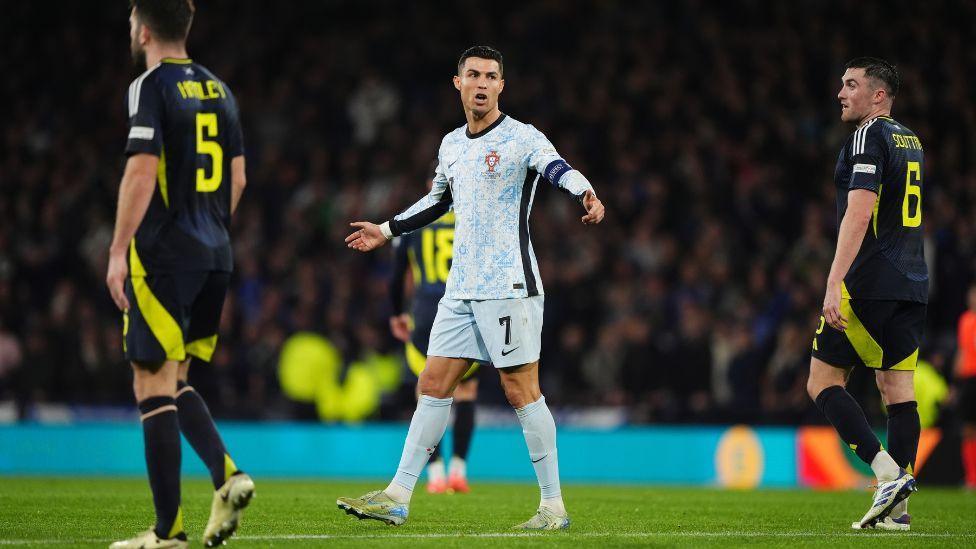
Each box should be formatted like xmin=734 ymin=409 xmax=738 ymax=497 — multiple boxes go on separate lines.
xmin=485 ymin=151 xmax=501 ymax=172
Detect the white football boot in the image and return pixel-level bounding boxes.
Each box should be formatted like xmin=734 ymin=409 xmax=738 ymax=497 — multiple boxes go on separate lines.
xmin=203 ymin=473 xmax=255 ymax=547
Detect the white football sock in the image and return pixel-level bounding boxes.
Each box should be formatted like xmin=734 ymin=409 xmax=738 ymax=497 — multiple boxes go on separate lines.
xmin=386 ymin=395 xmax=453 ymax=503
xmin=449 ymin=457 xmax=466 ymax=478
xmin=870 ymin=450 xmax=901 ymax=482
xmin=427 ymin=459 xmax=445 ymax=481
xmin=515 ymin=395 xmax=565 ymax=515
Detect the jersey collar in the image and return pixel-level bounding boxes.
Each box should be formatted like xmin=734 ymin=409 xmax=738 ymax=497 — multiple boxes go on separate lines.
xmin=161 ymin=57 xmax=193 ymax=64
xmin=466 ymin=113 xmax=507 ymax=139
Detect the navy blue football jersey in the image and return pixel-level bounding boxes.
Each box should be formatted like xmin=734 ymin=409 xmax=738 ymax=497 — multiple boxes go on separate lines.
xmin=124 ymin=58 xmax=244 ymax=273
xmin=834 ymin=116 xmax=927 ymax=303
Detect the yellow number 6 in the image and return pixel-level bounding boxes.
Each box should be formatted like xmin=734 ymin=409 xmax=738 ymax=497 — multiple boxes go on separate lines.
xmin=902 ymin=161 xmax=921 ymax=227
xmin=196 ymin=113 xmax=222 ymax=192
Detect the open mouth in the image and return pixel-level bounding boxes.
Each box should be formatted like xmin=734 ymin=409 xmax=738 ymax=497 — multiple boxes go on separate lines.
xmin=475 ymin=93 xmax=488 ymax=102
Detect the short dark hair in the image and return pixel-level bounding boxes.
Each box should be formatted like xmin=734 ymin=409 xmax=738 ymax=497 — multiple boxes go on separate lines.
xmin=131 ymin=0 xmax=195 ymax=43
xmin=846 ymin=57 xmax=899 ymax=98
xmin=458 ymin=46 xmax=504 ymax=77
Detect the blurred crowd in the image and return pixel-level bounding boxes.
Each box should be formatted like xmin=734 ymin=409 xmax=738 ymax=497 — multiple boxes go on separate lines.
xmin=2 ymin=0 xmax=975 ymax=424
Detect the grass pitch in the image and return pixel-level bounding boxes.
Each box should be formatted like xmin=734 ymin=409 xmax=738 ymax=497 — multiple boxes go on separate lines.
xmin=0 ymin=478 xmax=973 ymax=547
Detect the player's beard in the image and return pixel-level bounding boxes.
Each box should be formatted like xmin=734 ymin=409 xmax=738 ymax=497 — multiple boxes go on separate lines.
xmin=130 ymin=34 xmax=146 ymax=70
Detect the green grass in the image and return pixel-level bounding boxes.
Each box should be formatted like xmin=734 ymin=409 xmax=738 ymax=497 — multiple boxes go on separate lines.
xmin=0 ymin=478 xmax=973 ymax=547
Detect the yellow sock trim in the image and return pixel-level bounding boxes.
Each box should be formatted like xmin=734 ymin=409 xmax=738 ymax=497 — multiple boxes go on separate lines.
xmin=166 ymin=506 xmax=183 ymax=538
xmin=224 ymin=454 xmax=238 ymax=483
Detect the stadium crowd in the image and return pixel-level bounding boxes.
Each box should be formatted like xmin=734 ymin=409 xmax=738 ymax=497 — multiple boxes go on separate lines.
xmin=1 ymin=0 xmax=974 ymax=424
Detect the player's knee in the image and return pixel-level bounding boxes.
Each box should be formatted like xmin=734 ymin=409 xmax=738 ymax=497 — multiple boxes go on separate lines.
xmin=806 ymin=376 xmax=835 ymax=402
xmin=417 ymin=371 xmax=454 ymax=399
xmin=502 ymin=384 xmax=538 ymax=409
xmin=130 ymin=361 xmax=178 ymax=401
xmin=875 ymin=370 xmax=915 ymax=405
xmin=805 ymin=376 xmax=820 ymax=401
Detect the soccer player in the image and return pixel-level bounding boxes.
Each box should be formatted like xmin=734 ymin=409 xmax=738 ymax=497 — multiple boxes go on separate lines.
xmin=389 ymin=206 xmax=480 ymax=494
xmin=339 ymin=46 xmax=605 ymax=530
xmin=809 ymin=57 xmax=925 ymax=530
xmin=105 ymin=1 xmax=253 ymax=547
xmin=955 ymin=284 xmax=976 ymax=488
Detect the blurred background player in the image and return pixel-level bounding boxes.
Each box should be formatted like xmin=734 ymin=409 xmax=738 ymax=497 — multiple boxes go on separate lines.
xmin=104 ymin=1 xmax=253 ymax=546
xmin=340 ymin=45 xmax=605 ymax=530
xmin=809 ymin=57 xmax=925 ymax=530
xmin=955 ymin=284 xmax=976 ymax=488
xmin=389 ymin=202 xmax=480 ymax=494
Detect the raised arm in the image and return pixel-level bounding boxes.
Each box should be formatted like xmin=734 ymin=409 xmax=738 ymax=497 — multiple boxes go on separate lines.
xmin=525 ymin=126 xmax=604 ymax=224
xmin=346 ymin=158 xmax=453 ymax=252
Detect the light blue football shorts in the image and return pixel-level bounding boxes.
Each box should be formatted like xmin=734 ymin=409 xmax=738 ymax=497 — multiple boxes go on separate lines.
xmin=427 ymin=296 xmax=544 ymax=368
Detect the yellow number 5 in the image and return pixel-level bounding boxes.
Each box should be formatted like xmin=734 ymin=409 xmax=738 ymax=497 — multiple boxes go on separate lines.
xmin=902 ymin=161 xmax=921 ymax=227
xmin=196 ymin=113 xmax=222 ymax=192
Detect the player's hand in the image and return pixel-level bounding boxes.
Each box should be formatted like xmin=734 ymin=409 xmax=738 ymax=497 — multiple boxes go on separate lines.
xmin=822 ymin=281 xmax=847 ymax=332
xmin=581 ymin=190 xmax=605 ymax=224
xmin=389 ymin=314 xmax=411 ymax=343
xmin=345 ymin=221 xmax=388 ymax=252
xmin=106 ymin=250 xmax=130 ymax=312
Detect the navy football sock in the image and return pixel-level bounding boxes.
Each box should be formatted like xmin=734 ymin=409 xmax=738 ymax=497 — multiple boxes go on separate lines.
xmin=139 ymin=396 xmax=183 ymax=539
xmin=453 ymin=400 xmax=475 ymax=460
xmin=815 ymin=386 xmax=882 ymax=465
xmin=886 ymin=400 xmax=920 ymax=473
xmin=176 ymin=380 xmax=239 ymax=489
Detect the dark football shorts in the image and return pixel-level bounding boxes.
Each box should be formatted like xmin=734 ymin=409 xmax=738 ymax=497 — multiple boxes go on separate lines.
xmin=959 ymin=377 xmax=976 ymax=423
xmin=124 ymin=270 xmax=230 ymax=364
xmin=812 ymin=299 xmax=926 ymax=371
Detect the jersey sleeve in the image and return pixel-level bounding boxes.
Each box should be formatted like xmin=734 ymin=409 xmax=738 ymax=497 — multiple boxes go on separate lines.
xmin=125 ymin=75 xmax=164 ymax=156
xmin=848 ymin=124 xmax=887 ymax=193
xmin=389 ymin=235 xmax=410 ymax=314
xmin=388 ymin=152 xmax=453 ymax=237
xmin=524 ymin=125 xmax=594 ymax=202
xmin=223 ymin=86 xmax=245 ymax=158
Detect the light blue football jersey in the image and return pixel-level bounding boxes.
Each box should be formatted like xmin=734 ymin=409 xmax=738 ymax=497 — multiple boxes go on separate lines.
xmin=388 ymin=114 xmax=594 ymax=300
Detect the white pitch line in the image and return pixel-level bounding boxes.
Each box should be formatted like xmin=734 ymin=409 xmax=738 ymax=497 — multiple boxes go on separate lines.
xmin=2 ymin=531 xmax=975 ymax=544
xmin=238 ymin=532 xmax=976 ymax=540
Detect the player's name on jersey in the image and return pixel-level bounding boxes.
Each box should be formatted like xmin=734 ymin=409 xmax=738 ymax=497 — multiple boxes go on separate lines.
xmin=176 ymin=79 xmax=227 ymax=101
xmin=892 ymin=134 xmax=922 ymax=150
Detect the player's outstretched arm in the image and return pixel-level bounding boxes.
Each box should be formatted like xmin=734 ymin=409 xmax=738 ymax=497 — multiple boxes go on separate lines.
xmin=525 ymin=125 xmax=604 ymax=224
xmin=345 ymin=187 xmax=452 ymax=252
xmin=347 ymin=159 xmax=454 ymax=254
xmin=345 ymin=221 xmax=389 ymax=252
